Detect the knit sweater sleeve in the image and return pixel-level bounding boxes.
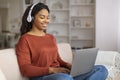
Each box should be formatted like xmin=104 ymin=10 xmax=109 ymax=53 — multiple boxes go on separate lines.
xmin=16 ymin=36 xmax=49 ymax=77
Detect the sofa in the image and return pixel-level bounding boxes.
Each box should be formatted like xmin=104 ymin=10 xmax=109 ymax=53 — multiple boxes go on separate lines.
xmin=0 ymin=43 xmax=120 ymax=80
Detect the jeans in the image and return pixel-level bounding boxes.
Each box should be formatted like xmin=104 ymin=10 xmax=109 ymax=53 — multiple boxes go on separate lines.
xmin=30 ymin=65 xmax=108 ymax=80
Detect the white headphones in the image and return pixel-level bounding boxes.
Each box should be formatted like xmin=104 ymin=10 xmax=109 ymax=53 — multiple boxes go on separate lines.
xmin=27 ymin=3 xmax=38 ymax=22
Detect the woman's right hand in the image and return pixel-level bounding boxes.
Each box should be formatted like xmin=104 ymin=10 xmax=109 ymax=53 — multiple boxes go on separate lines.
xmin=49 ymin=67 xmax=70 ymax=74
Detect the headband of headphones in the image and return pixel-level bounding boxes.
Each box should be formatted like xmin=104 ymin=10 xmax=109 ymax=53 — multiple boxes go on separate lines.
xmin=27 ymin=3 xmax=38 ymax=22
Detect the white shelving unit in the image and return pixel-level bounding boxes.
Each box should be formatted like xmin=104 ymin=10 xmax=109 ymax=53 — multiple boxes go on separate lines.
xmin=22 ymin=0 xmax=95 ymax=49
xmin=70 ymin=0 xmax=95 ymax=49
xmin=46 ymin=0 xmax=95 ymax=49
xmin=46 ymin=0 xmax=70 ymax=43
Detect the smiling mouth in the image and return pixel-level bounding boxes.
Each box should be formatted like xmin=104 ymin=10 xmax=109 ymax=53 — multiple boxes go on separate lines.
xmin=43 ymin=24 xmax=47 ymax=27
xmin=42 ymin=23 xmax=49 ymax=26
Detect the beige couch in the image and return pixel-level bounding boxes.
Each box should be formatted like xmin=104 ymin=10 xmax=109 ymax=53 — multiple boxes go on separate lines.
xmin=0 ymin=43 xmax=120 ymax=80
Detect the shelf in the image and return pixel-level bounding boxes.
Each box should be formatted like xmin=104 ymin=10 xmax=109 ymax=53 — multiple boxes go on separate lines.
xmin=71 ymin=39 xmax=93 ymax=41
xmin=50 ymin=9 xmax=69 ymax=11
xmin=49 ymin=22 xmax=69 ymax=24
xmin=71 ymin=27 xmax=94 ymax=29
xmin=45 ymin=0 xmax=95 ymax=46
xmin=70 ymin=3 xmax=95 ymax=6
xmin=71 ymin=15 xmax=94 ymax=18
xmin=71 ymin=35 xmax=94 ymax=41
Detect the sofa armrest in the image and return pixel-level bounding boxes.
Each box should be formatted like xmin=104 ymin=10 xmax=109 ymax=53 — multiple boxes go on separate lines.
xmin=95 ymin=51 xmax=118 ymax=66
xmin=95 ymin=51 xmax=120 ymax=80
xmin=0 ymin=48 xmax=28 ymax=80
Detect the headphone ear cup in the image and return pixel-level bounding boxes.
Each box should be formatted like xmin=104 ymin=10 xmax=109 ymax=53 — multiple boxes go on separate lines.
xmin=27 ymin=3 xmax=38 ymax=22
xmin=27 ymin=15 xmax=32 ymax=22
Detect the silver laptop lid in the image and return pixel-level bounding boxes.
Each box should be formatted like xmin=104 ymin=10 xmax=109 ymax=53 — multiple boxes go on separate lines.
xmin=70 ymin=48 xmax=99 ymax=77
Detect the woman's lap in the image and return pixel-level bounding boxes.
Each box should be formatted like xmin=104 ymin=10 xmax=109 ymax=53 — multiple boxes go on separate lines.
xmin=30 ymin=65 xmax=108 ymax=80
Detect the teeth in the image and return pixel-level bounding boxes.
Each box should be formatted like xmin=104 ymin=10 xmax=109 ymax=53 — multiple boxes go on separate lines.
xmin=41 ymin=23 xmax=48 ymax=26
xmin=42 ymin=23 xmax=47 ymax=25
xmin=43 ymin=25 xmax=47 ymax=26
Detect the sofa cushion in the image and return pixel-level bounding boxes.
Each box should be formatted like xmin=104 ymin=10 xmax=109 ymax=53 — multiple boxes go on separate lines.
xmin=0 ymin=68 xmax=6 ymax=80
xmin=0 ymin=48 xmax=28 ymax=80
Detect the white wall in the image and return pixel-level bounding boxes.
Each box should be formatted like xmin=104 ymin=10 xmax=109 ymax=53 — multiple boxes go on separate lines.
xmin=96 ymin=0 xmax=119 ymax=51
xmin=118 ymin=0 xmax=120 ymax=52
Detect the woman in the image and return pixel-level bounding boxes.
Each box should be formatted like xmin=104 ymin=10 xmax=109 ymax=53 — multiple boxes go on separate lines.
xmin=16 ymin=2 xmax=108 ymax=80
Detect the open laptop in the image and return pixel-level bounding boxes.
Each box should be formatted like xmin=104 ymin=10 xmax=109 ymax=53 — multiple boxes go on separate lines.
xmin=70 ymin=48 xmax=99 ymax=77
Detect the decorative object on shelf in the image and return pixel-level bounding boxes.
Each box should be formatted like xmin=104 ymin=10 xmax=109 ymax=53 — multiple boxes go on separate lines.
xmin=9 ymin=17 xmax=21 ymax=33
xmin=52 ymin=1 xmax=63 ymax=9
xmin=51 ymin=14 xmax=56 ymax=22
xmin=73 ymin=20 xmax=81 ymax=28
xmin=85 ymin=22 xmax=91 ymax=28
xmin=51 ymin=31 xmax=58 ymax=36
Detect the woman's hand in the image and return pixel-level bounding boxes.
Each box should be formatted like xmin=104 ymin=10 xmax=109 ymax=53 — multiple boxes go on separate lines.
xmin=49 ymin=67 xmax=70 ymax=74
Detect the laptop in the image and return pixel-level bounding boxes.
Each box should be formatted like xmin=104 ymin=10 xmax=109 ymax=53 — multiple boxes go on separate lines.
xmin=70 ymin=48 xmax=99 ymax=77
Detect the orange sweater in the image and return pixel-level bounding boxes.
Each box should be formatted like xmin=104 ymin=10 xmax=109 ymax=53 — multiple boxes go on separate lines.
xmin=16 ymin=34 xmax=68 ymax=77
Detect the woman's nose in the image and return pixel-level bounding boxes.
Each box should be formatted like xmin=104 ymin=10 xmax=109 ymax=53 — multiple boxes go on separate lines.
xmin=45 ymin=18 xmax=49 ymax=23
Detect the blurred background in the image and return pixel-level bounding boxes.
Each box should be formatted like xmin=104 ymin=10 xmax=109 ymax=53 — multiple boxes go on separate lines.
xmin=0 ymin=0 xmax=120 ymax=52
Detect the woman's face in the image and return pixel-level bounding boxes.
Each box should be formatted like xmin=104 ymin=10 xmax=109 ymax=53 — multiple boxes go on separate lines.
xmin=32 ymin=9 xmax=50 ymax=31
